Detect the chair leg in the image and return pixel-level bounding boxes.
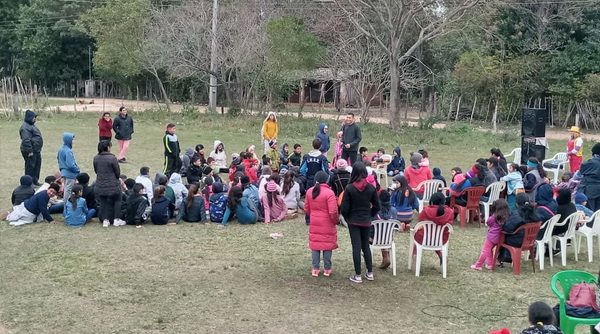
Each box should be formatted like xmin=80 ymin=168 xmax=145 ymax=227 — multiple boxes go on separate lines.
xmin=549 ymin=242 xmax=554 ymax=268
xmin=537 ymin=242 xmax=545 ymax=271
xmin=561 ymin=239 xmax=567 ymax=266
xmin=597 ymin=235 xmax=600 ymax=261
xmin=573 ymin=237 xmax=578 ymax=262
xmin=408 ymin=240 xmax=414 ymax=270
xmin=459 ymin=209 xmax=466 ymax=228
xmin=483 ymin=205 xmax=489 ymax=224
xmin=391 ymin=244 xmax=396 ymax=276
xmin=511 ymin=249 xmax=522 ymax=276
xmin=415 ymin=247 xmax=422 ymax=277
xmin=442 ymin=247 xmax=448 ymax=279
xmin=585 ymin=234 xmax=593 ymax=262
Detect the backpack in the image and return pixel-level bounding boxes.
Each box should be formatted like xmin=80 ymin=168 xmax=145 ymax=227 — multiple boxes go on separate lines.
xmin=209 ymin=194 xmax=228 ymax=222
xmin=568 ymin=282 xmax=600 ymax=311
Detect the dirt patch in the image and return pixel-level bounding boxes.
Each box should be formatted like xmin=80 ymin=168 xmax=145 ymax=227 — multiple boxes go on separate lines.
xmin=0 ymin=323 xmax=10 ymax=334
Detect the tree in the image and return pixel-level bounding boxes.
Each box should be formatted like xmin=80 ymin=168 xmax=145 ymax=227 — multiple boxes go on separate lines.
xmin=333 ymin=0 xmax=480 ymax=129
xmin=0 ymin=0 xmax=29 ymax=75
xmin=82 ymin=0 xmax=172 ymax=110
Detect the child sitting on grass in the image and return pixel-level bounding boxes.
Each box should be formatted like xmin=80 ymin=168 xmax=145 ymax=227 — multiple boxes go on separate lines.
xmin=261 ymin=177 xmax=288 ymax=223
xmin=221 ymin=186 xmax=258 ymax=227
xmin=11 ymin=175 xmax=35 ymax=206
xmin=520 ymin=301 xmax=562 ymax=334
xmin=177 ymin=184 xmax=206 ymax=223
xmin=126 ymin=183 xmax=149 ymax=228
xmin=64 ymin=185 xmax=89 ymax=227
xmin=209 ymin=182 xmax=228 ymax=223
xmin=471 ymin=198 xmax=509 ymax=271
xmin=151 ymin=186 xmax=175 ymax=225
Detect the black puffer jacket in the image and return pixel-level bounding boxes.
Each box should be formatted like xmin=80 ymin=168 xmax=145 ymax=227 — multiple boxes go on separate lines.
xmin=19 ymin=110 xmax=43 ymax=154
xmin=112 ymin=114 xmax=134 ymax=140
xmin=93 ymin=152 xmax=121 ymax=196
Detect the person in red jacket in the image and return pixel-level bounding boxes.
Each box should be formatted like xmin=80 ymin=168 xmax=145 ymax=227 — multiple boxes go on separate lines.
xmin=98 ymin=112 xmax=113 ymax=142
xmin=305 ymin=171 xmax=339 ymax=277
xmin=416 ymin=192 xmax=454 ymax=262
xmin=404 ymin=152 xmax=432 ymax=197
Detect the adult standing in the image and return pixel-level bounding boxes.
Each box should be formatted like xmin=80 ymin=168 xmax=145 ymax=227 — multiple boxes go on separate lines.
xmin=566 ymin=126 xmax=583 ymax=173
xmin=261 ymin=112 xmax=278 ymax=154
xmin=93 ymin=140 xmax=125 ymax=227
xmin=19 ymin=109 xmax=43 ymax=186
xmin=112 ymin=106 xmax=134 ymax=163
xmin=340 ymin=162 xmax=381 ymax=283
xmin=340 ymin=113 xmax=361 ymax=165
xmin=579 ymin=143 xmax=600 ymax=211
xmin=98 ymin=112 xmax=113 ymax=142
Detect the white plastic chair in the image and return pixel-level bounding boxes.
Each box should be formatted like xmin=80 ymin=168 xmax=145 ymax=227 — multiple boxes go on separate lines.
xmin=542 ymin=152 xmax=568 ymax=184
xmin=408 ymin=221 xmax=453 ymax=278
xmin=374 ymin=154 xmax=393 ymax=189
xmin=414 ymin=179 xmax=444 ymax=212
xmin=370 ymin=219 xmax=400 ymax=276
xmin=479 ymin=181 xmax=506 ymax=222
xmin=551 ymin=212 xmax=581 ymax=266
xmin=534 ymin=214 xmax=561 ymax=271
xmin=505 ymin=148 xmax=521 ymax=165
xmin=576 ymin=210 xmax=600 ymax=262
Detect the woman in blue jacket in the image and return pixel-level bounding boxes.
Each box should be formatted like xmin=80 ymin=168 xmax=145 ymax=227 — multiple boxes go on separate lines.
xmin=221 ymin=186 xmax=258 ymax=226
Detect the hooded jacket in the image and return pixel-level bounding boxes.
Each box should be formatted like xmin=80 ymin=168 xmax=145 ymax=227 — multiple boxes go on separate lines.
xmin=112 ymin=113 xmax=134 ymax=140
xmin=11 ymin=175 xmax=35 ymax=205
xmin=57 ymin=132 xmax=80 ymax=179
xmin=180 ymin=148 xmax=195 ymax=176
xmin=417 ymin=204 xmax=454 ymax=245
xmin=341 ymin=121 xmax=361 ymax=152
xmin=340 ymin=179 xmax=380 ymax=227
xmin=279 ymin=144 xmax=290 ymax=166
xmin=315 ymin=123 xmax=330 ymax=153
xmin=126 ymin=193 xmax=148 ymax=225
xmin=404 ymin=165 xmax=433 ymax=192
xmin=580 ymin=156 xmax=600 ymax=200
xmin=210 ymin=140 xmax=227 ymax=168
xmin=19 ymin=110 xmax=43 ymax=154
xmin=168 ymin=173 xmax=188 ymax=209
xmin=387 ymin=147 xmax=405 ymax=174
xmin=261 ymin=112 xmax=278 ymax=141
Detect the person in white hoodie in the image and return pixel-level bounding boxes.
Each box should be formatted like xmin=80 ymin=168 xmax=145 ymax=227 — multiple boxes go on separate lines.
xmin=135 ymin=166 xmax=154 ymax=205
xmin=168 ymin=173 xmax=188 ymax=209
xmin=209 ymin=140 xmax=228 ymax=173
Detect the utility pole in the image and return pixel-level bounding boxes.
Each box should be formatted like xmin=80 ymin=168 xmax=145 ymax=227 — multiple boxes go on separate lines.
xmin=208 ymin=0 xmax=219 ymax=112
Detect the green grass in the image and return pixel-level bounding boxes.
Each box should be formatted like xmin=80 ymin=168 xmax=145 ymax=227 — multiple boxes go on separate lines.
xmin=0 ymin=112 xmax=598 ymax=333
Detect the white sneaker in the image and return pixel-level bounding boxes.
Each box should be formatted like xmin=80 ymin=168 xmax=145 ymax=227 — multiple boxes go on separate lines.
xmin=102 ymin=219 xmax=110 ymax=228
xmin=113 ymin=219 xmax=126 ymax=226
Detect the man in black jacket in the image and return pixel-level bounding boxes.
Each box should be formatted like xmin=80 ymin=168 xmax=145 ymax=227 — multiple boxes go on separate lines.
xmin=112 ymin=106 xmax=134 ymax=163
xmin=341 ymin=113 xmax=362 ymax=165
xmin=19 ymin=110 xmax=44 ymax=185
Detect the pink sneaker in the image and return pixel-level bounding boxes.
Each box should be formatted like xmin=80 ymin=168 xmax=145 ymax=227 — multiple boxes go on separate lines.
xmin=311 ymin=269 xmax=320 ymax=277
xmin=485 ymin=264 xmax=494 ymax=270
xmin=470 ymin=264 xmax=482 ymax=271
xmin=323 ymin=269 xmax=332 ymax=277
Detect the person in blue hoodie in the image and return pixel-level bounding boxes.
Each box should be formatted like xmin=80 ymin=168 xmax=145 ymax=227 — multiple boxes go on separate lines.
xmin=6 ymin=183 xmax=60 ymax=226
xmin=387 ymin=147 xmax=405 ymax=177
xmin=315 ymin=123 xmax=330 ymax=155
xmin=64 ymin=185 xmax=89 ymax=227
xmin=57 ymin=132 xmax=80 ymax=204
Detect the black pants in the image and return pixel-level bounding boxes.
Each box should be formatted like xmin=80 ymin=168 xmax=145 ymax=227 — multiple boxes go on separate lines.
xmin=163 ymin=155 xmax=181 ymax=177
xmin=348 ymin=224 xmax=373 ymax=275
xmin=98 ymin=193 xmax=122 ymax=223
xmin=341 ymin=150 xmax=357 ymax=166
xmin=588 ymin=197 xmax=600 ymax=212
xmin=99 ymin=136 xmax=112 ymax=142
xmin=22 ymin=151 xmax=42 ymax=185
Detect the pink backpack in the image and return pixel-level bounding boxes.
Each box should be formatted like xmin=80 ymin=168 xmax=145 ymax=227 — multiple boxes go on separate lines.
xmin=569 ymin=282 xmax=600 ymax=311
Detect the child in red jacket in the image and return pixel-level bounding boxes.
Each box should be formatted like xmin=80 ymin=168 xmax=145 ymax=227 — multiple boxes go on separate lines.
xmin=305 ymin=171 xmax=339 ymax=277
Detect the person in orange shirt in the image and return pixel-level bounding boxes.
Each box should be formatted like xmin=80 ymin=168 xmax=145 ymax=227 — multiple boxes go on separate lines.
xmin=261 ymin=112 xmax=278 ymax=154
xmin=567 ymin=126 xmax=583 ymax=173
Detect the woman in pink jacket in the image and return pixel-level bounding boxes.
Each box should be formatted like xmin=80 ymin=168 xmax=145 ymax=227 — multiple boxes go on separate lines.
xmin=305 ymin=171 xmax=339 ymax=277
xmin=260 ymin=177 xmax=287 ymax=223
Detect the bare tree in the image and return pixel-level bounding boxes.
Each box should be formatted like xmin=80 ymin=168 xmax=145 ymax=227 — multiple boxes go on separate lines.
xmin=333 ymin=0 xmax=480 ymax=129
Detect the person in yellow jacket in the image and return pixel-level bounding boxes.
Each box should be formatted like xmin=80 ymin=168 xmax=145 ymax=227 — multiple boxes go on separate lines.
xmin=261 ymin=112 xmax=278 ymax=154
xmin=567 ymin=126 xmax=583 ymax=173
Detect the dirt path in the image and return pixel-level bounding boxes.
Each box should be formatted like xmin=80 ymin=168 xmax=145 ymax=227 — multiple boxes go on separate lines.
xmin=50 ymin=97 xmax=600 ymax=141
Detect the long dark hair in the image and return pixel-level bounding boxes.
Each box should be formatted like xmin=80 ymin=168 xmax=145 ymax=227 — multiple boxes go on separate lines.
xmin=394 ymin=175 xmax=416 ymax=206
xmin=187 ymin=184 xmax=199 ymax=209
xmin=265 ymin=174 xmax=281 ymax=207
xmin=429 ymin=192 xmax=446 ymax=216
xmin=349 ymin=161 xmax=368 ymax=184
xmin=97 ymin=140 xmax=111 ymax=153
xmin=282 ymin=171 xmax=294 ymax=196
xmin=516 ymin=193 xmax=540 ymax=222
xmin=153 ymin=186 xmax=165 ymax=204
xmin=227 ymin=186 xmax=243 ymax=210
xmin=491 ymin=198 xmax=510 ymax=225
xmin=312 ymin=171 xmax=329 ymax=200
xmin=528 ymin=157 xmax=547 ymax=178
xmin=69 ymin=184 xmax=83 ymax=210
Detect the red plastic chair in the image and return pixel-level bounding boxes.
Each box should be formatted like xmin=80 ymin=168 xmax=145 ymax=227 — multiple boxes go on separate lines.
xmin=493 ymin=222 xmax=541 ymax=276
xmin=450 ymin=186 xmax=486 ymax=228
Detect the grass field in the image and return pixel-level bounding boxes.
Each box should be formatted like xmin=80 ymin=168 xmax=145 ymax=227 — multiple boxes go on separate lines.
xmin=0 ymin=111 xmax=598 ymax=333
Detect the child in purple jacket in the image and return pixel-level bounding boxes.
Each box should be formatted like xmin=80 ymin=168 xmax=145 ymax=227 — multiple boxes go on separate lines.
xmin=471 ymin=199 xmax=510 ymax=270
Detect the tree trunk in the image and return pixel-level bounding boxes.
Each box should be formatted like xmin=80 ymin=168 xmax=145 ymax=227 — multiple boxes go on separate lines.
xmin=149 ymin=69 xmax=171 ymax=112
xmin=470 ymin=95 xmax=477 ymax=124
xmin=454 ymin=95 xmax=462 ymax=122
xmin=389 ymin=62 xmax=400 ymax=129
xmin=492 ymin=99 xmax=498 ymax=133
xmin=298 ymin=79 xmax=306 ymax=118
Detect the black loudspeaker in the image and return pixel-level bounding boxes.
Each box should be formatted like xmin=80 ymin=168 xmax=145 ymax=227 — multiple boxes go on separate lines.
xmin=521 ymin=108 xmax=547 ymax=137
xmin=521 ymin=136 xmax=546 ymax=165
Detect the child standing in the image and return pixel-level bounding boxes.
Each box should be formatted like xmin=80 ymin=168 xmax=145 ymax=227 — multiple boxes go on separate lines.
xmin=266 ymin=140 xmax=280 ymax=172
xmin=315 ymin=123 xmax=330 ymax=155
xmin=305 ymin=171 xmax=338 ymax=277
xmin=64 ymin=185 xmax=89 ymax=227
xmin=261 ymin=112 xmax=278 ymax=154
xmin=332 ymin=132 xmax=343 ymax=168
xmin=500 ymin=163 xmax=525 ymax=212
xmin=57 ymin=132 xmax=80 ymax=204
xmin=471 ymin=198 xmax=510 ymax=270
xmin=163 ymin=123 xmax=181 ymax=177
xmin=300 ymin=139 xmax=329 ymax=188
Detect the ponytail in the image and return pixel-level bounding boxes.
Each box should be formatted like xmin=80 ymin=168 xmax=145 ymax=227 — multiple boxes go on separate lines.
xmin=70 ymin=185 xmax=83 ymax=210
xmin=429 ymin=192 xmax=446 ymax=217
xmin=312 ymin=171 xmax=329 ymax=200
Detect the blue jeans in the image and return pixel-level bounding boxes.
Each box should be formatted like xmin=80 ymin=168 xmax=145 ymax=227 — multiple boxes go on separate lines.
xmin=86 ymin=208 xmax=97 ymax=222
xmin=312 ymin=250 xmax=332 ymax=270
